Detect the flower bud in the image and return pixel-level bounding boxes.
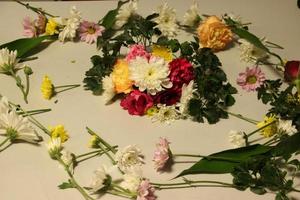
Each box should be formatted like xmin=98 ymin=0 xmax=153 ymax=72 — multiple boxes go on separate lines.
xmin=24 ymin=66 xmax=33 ymax=75
xmin=284 ymin=60 xmax=300 ymax=82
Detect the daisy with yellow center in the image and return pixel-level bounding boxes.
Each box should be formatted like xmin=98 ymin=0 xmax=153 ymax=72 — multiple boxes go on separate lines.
xmin=49 ymin=125 xmax=69 ymax=143
xmin=45 ymin=18 xmax=59 ymax=35
xmin=152 ymin=45 xmax=173 ymax=62
xmin=256 ymin=115 xmax=277 ymax=138
xmin=88 ymin=135 xmax=100 ymax=148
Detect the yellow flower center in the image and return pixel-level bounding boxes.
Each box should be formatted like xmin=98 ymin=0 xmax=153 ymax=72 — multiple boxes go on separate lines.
xmin=246 ymin=75 xmax=257 ymax=84
xmin=87 ymin=27 xmax=95 ymax=34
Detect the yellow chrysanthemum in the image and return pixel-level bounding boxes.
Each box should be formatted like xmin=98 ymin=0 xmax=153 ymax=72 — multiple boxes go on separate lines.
xmin=112 ymin=59 xmax=133 ymax=94
xmin=88 ymin=135 xmax=100 ymax=148
xmin=41 ymin=75 xmax=54 ymax=100
xmin=151 ymin=45 xmax=173 ymax=62
xmin=45 ymin=18 xmax=59 ymax=35
xmin=49 ymin=125 xmax=69 ymax=143
xmin=257 ymin=115 xmax=278 ymax=138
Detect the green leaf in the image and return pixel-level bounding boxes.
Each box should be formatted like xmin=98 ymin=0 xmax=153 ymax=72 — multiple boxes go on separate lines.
xmin=176 ymin=145 xmax=272 ymax=178
xmin=250 ymin=187 xmax=267 ymax=195
xmin=272 ymin=132 xmax=300 ymax=157
xmin=58 ymin=180 xmax=74 ymax=189
xmin=0 ymin=35 xmax=54 ymax=58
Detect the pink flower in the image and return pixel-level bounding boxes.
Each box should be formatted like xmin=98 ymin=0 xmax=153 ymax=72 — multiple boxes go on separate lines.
xmin=169 ymin=58 xmax=194 ymax=87
xmin=153 ymin=86 xmax=181 ymax=106
xmin=79 ymin=20 xmax=105 ymax=44
xmin=22 ymin=16 xmax=36 ymax=38
xmin=237 ymin=66 xmax=265 ymax=92
xmin=126 ymin=44 xmax=150 ymax=62
xmin=35 ymin=14 xmax=46 ymax=35
xmin=120 ymin=90 xmax=153 ymax=116
xmin=137 ymin=180 xmax=157 ymax=200
xmin=153 ymin=137 xmax=172 ymax=171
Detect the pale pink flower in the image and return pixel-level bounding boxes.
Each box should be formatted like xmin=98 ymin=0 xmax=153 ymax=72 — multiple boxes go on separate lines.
xmin=126 ymin=44 xmax=150 ymax=62
xmin=236 ymin=66 xmax=265 ymax=92
xmin=137 ymin=180 xmax=157 ymax=200
xmin=79 ymin=20 xmax=105 ymax=44
xmin=153 ymin=137 xmax=172 ymax=171
xmin=22 ymin=16 xmax=36 ymax=38
xmin=35 ymin=14 xmax=46 ymax=35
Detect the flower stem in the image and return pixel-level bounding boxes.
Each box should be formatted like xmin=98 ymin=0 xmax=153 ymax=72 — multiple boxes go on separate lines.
xmin=173 ymin=154 xmax=241 ymax=162
xmin=10 ymin=71 xmax=28 ymax=104
xmin=76 ymin=146 xmax=118 ymax=159
xmin=25 ymin=74 xmax=30 ymax=101
xmin=19 ymin=56 xmax=38 ymax=62
xmin=19 ymin=108 xmax=51 ymax=116
xmin=0 ymin=137 xmax=10 ymax=149
xmin=247 ymin=120 xmax=277 ymax=138
xmin=227 ymin=111 xmax=258 ymax=124
xmin=14 ymin=0 xmax=56 ymax=17
xmin=155 ymin=184 xmax=233 ymax=190
xmin=76 ymin=153 xmax=101 ymax=164
xmin=99 ymin=143 xmax=116 ymax=165
xmin=55 ymin=84 xmax=80 ymax=94
xmin=152 ymin=180 xmax=234 ymax=189
xmin=265 ymin=41 xmax=284 ymax=49
xmin=173 ymin=161 xmax=197 ymax=164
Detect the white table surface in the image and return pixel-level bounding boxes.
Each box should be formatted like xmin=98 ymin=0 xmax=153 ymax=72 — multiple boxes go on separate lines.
xmin=0 ymin=0 xmax=300 ymax=200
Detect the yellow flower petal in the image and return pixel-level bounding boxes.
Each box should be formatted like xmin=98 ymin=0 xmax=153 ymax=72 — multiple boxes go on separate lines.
xmin=41 ymin=75 xmax=54 ymax=100
xmin=112 ymin=59 xmax=133 ymax=94
xmin=49 ymin=125 xmax=69 ymax=143
xmin=152 ymin=45 xmax=173 ymax=62
xmin=45 ymin=18 xmax=59 ymax=35
xmin=256 ymin=115 xmax=277 ymax=138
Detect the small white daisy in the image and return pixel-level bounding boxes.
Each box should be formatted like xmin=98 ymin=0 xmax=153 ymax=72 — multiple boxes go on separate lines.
xmin=59 ymin=6 xmax=81 ymax=42
xmin=277 ymin=119 xmax=297 ymax=136
xmin=239 ymin=39 xmax=268 ymax=63
xmin=0 ymin=48 xmax=22 ymax=75
xmin=115 ymin=145 xmax=144 ymax=172
xmin=179 ymin=80 xmax=195 ymax=115
xmin=120 ymin=167 xmax=143 ymax=192
xmin=102 ymin=75 xmax=116 ymax=104
xmin=152 ymin=104 xmax=179 ymax=124
xmin=182 ymin=1 xmax=200 ymax=27
xmin=47 ymin=137 xmax=62 ymax=159
xmin=114 ymin=0 xmax=138 ymax=29
xmin=89 ymin=165 xmax=111 ymax=193
xmin=228 ymin=130 xmax=246 ymax=148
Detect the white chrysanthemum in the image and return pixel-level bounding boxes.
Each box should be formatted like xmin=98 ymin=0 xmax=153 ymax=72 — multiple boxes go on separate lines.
xmin=115 ymin=145 xmax=144 ymax=172
xmin=154 ymin=3 xmax=179 ymax=37
xmin=0 ymin=48 xmax=22 ymax=74
xmin=0 ymin=110 xmax=40 ymax=143
xmin=102 ymin=75 xmax=116 ymax=104
xmin=152 ymin=104 xmax=179 ymax=124
xmin=120 ymin=167 xmax=142 ymax=192
xmin=0 ymin=96 xmax=10 ymax=114
xmin=89 ymin=166 xmax=110 ymax=193
xmin=182 ymin=1 xmax=200 ymax=27
xmin=47 ymin=137 xmax=62 ymax=158
xmin=129 ymin=56 xmax=172 ymax=95
xmin=239 ymin=39 xmax=268 ymax=63
xmin=179 ymin=80 xmax=195 ymax=115
xmin=59 ymin=6 xmax=81 ymax=42
xmin=278 ymin=119 xmax=297 ymax=135
xmin=114 ymin=0 xmax=138 ymax=29
xmin=228 ymin=130 xmax=246 ymax=148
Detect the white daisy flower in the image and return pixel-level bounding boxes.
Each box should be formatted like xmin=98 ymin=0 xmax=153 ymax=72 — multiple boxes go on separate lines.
xmin=61 ymin=149 xmax=74 ymax=166
xmin=182 ymin=1 xmax=200 ymax=27
xmin=115 ymin=145 xmax=144 ymax=172
xmin=102 ymin=75 xmax=116 ymax=104
xmin=120 ymin=167 xmax=143 ymax=192
xmin=0 ymin=96 xmax=10 ymax=114
xmin=129 ymin=56 xmax=172 ymax=95
xmin=114 ymin=0 xmax=138 ymax=29
xmin=0 ymin=48 xmax=22 ymax=75
xmin=89 ymin=165 xmax=111 ymax=193
xmin=152 ymin=104 xmax=179 ymax=124
xmin=59 ymin=6 xmax=81 ymax=42
xmin=154 ymin=3 xmax=179 ymax=37
xmin=278 ymin=119 xmax=297 ymax=135
xmin=0 ymin=110 xmax=41 ymax=143
xmin=47 ymin=137 xmax=62 ymax=159
xmin=179 ymin=80 xmax=195 ymax=115
xmin=239 ymin=39 xmax=268 ymax=63
xmin=228 ymin=130 xmax=246 ymax=148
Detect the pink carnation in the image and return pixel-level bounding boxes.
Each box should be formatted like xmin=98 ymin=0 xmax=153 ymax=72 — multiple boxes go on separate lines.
xmin=169 ymin=58 xmax=194 ymax=87
xmin=79 ymin=20 xmax=105 ymax=44
xmin=120 ymin=90 xmax=153 ymax=116
xmin=137 ymin=180 xmax=157 ymax=200
xmin=153 ymin=137 xmax=172 ymax=171
xmin=22 ymin=16 xmax=36 ymax=38
xmin=126 ymin=44 xmax=150 ymax=62
xmin=237 ymin=66 xmax=265 ymax=92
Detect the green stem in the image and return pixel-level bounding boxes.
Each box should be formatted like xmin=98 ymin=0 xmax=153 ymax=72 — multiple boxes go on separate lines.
xmin=292 ymin=188 xmax=300 ymax=193
xmin=76 ymin=153 xmax=101 ymax=164
xmin=19 ymin=56 xmax=38 ymax=63
xmin=55 ymin=84 xmax=81 ymax=89
xmin=25 ymin=74 xmax=30 ymax=101
xmin=152 ymin=180 xmax=234 ymax=187
xmin=266 ymin=41 xmax=284 ymax=49
xmin=99 ymin=143 xmax=116 ymax=165
xmin=10 ymin=71 xmax=28 ymax=104
xmin=173 ymin=161 xmax=197 ymax=164
xmin=76 ymin=146 xmax=118 ymax=159
xmin=0 ymin=137 xmax=10 ymax=149
xmin=247 ymin=120 xmax=277 ymax=138
xmin=55 ymin=84 xmax=80 ymax=94
xmin=227 ymin=111 xmax=258 ymax=124
xmin=20 ymin=108 xmax=52 ymax=116
xmin=14 ymin=0 xmax=56 ymax=17
xmin=56 ymin=156 xmax=95 ymax=200
xmin=263 ymin=137 xmax=279 ymax=146
xmin=155 ymin=184 xmax=233 ymax=190
xmin=173 ymin=154 xmax=241 ymax=162
xmin=106 ymin=190 xmax=134 ymax=199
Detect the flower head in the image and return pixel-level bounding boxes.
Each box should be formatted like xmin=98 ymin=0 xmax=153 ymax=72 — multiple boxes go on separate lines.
xmin=115 ymin=145 xmax=144 ymax=172
xmin=257 ymin=115 xmax=277 ymax=138
xmin=22 ymin=16 xmax=37 ymax=38
xmin=169 ymin=58 xmax=194 ymax=87
xmin=120 ymin=90 xmax=153 ymax=116
xmin=238 ymin=39 xmax=268 ymax=63
xmin=114 ymin=0 xmax=138 ymax=29
xmin=35 ymin=14 xmax=47 ymax=35
xmin=89 ymin=166 xmax=111 ymax=193
xmin=49 ymin=125 xmax=69 ymax=143
xmin=228 ymin=130 xmax=246 ymax=148
xmin=151 ymin=45 xmax=173 ymax=63
xmin=59 ymin=6 xmax=81 ymax=42
xmin=284 ymin=60 xmax=300 ymax=82
xmin=179 ymin=80 xmax=195 ymax=115
xmin=182 ymin=1 xmax=200 ymax=27
xmin=126 ymin=44 xmax=150 ymax=62
xmin=41 ymin=75 xmax=54 ymax=100
xmin=112 ymin=59 xmax=133 ymax=94
xmin=88 ymin=135 xmax=100 ymax=148
xmin=236 ymin=66 xmax=265 ymax=92
xmin=79 ymin=20 xmax=105 ymax=44
xmin=45 ymin=18 xmax=59 ymax=35
xmin=47 ymin=137 xmax=63 ymax=159
xmin=277 ymin=119 xmax=297 ymax=135
xmin=129 ymin=56 xmax=172 ymax=95
xmin=102 ymin=74 xmax=116 ymax=104
xmin=155 ymin=3 xmax=178 ymax=37
xmin=61 ymin=149 xmax=75 ymax=169
xmin=0 ymin=48 xmax=22 ymax=75
xmin=137 ymin=180 xmax=157 ymax=200
xmin=197 ymin=16 xmax=233 ymax=51
xmin=153 ymin=86 xmax=182 ymax=106
xmin=153 ymin=137 xmax=172 ymax=171
xmin=121 ymin=167 xmax=143 ymax=192
xmin=0 ymin=110 xmax=41 ymax=143
xmin=151 ymin=104 xmax=179 ymax=124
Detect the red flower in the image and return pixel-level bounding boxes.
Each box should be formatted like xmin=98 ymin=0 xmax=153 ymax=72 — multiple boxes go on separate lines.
xmin=284 ymin=61 xmax=300 ymax=82
xmin=153 ymin=86 xmax=182 ymax=106
xmin=169 ymin=58 xmax=194 ymax=87
xmin=120 ymin=90 xmax=153 ymax=116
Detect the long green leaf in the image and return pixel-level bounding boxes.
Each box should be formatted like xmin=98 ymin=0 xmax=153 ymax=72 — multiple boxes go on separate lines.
xmin=176 ymin=144 xmax=271 ymax=178
xmin=0 ymin=35 xmax=54 ymax=58
xmin=272 ymin=132 xmax=300 ymax=157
